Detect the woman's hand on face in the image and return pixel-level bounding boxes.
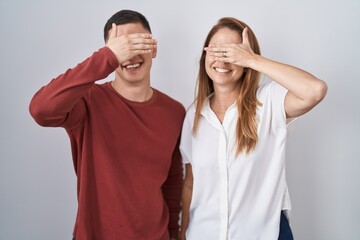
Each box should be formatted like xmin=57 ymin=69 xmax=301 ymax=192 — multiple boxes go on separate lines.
xmin=204 ymin=27 xmax=256 ymax=68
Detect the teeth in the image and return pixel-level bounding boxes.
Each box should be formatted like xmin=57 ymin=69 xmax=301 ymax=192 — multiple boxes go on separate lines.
xmin=214 ymin=67 xmax=230 ymax=73
xmin=126 ymin=63 xmax=141 ymax=69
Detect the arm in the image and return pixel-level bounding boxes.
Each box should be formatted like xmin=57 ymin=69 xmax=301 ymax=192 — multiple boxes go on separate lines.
xmin=29 ymin=47 xmax=119 ymax=128
xmin=162 ymin=140 xmax=183 ymax=240
xmin=248 ymin=55 xmax=327 ymax=118
xmin=205 ymin=27 xmax=327 ymax=118
xmin=180 ymin=163 xmax=193 ymax=240
xmin=29 ymin=24 xmax=157 ymax=128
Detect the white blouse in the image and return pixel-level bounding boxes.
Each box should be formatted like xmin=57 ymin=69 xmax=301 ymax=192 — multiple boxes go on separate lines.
xmin=180 ymin=80 xmax=293 ymax=240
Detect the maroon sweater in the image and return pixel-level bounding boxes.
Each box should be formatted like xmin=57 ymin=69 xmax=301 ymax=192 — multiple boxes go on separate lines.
xmin=29 ymin=47 xmax=185 ymax=240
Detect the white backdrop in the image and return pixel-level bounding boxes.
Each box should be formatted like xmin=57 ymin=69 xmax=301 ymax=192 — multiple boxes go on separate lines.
xmin=1 ymin=0 xmax=359 ymax=239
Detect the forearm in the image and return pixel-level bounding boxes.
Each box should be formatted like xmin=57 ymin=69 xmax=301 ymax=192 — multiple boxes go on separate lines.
xmin=180 ymin=164 xmax=193 ymax=240
xmin=180 ymin=189 xmax=191 ymax=240
xmin=249 ymin=54 xmax=327 ymax=103
xmin=29 ymin=47 xmax=118 ymax=127
xmin=162 ymin=148 xmax=183 ymax=238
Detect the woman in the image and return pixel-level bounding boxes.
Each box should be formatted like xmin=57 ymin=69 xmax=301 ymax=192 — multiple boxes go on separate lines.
xmin=180 ymin=18 xmax=327 ymax=240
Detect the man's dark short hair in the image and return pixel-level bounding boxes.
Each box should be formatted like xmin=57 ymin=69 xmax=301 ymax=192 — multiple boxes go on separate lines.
xmin=103 ymin=10 xmax=152 ymax=41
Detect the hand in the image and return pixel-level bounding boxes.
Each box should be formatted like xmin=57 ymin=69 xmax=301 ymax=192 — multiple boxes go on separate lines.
xmin=105 ymin=23 xmax=157 ymax=65
xmin=204 ymin=27 xmax=255 ymax=68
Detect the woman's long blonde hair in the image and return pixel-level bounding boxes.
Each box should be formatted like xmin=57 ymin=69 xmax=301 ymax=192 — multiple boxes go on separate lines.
xmin=193 ymin=17 xmax=262 ymax=155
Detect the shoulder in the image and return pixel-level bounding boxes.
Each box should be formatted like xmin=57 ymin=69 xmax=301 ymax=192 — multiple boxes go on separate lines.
xmin=154 ymin=89 xmax=185 ymax=110
xmin=257 ymin=77 xmax=288 ymax=125
xmin=179 ymin=103 xmax=197 ymax=132
xmin=154 ymin=89 xmax=186 ymax=130
xmin=184 ymin=103 xmax=196 ymax=120
xmin=257 ymin=77 xmax=272 ymax=99
xmin=86 ymin=82 xmax=112 ymax=98
xmin=257 ymin=77 xmax=287 ymax=102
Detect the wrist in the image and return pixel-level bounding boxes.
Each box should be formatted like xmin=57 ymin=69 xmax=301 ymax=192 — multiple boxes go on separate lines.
xmin=248 ymin=53 xmax=260 ymax=69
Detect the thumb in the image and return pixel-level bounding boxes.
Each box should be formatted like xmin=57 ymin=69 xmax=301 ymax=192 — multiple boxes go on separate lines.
xmin=242 ymin=27 xmax=250 ymax=45
xmin=108 ymin=23 xmax=117 ymax=40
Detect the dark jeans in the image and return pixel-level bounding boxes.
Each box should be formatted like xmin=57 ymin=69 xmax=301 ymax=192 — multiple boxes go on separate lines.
xmin=73 ymin=211 xmax=294 ymax=240
xmin=278 ymin=211 xmax=294 ymax=240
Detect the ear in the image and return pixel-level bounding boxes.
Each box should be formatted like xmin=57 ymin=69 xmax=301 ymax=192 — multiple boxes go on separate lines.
xmin=152 ymin=47 xmax=157 ymax=58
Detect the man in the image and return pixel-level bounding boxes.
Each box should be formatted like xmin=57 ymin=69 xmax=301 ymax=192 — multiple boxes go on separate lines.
xmin=30 ymin=10 xmax=185 ymax=240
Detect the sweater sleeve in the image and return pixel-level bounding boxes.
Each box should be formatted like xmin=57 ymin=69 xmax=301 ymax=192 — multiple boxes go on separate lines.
xmin=29 ymin=47 xmax=119 ymax=129
xmin=162 ymin=137 xmax=183 ymax=239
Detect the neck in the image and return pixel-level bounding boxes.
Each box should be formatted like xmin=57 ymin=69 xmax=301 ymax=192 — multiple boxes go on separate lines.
xmin=111 ymin=78 xmax=153 ymax=102
xmin=210 ymin=85 xmax=239 ymax=123
xmin=211 ymin=85 xmax=239 ymax=110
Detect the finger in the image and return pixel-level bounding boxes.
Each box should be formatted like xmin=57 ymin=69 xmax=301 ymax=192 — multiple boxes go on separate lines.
xmin=207 ymin=51 xmax=227 ymax=58
xmin=213 ymin=56 xmax=231 ymax=63
xmin=108 ymin=23 xmax=117 ymax=40
xmin=132 ymin=49 xmax=154 ymax=55
xmin=242 ymin=27 xmax=250 ymax=45
xmin=131 ymin=43 xmax=157 ymax=51
xmin=205 ymin=44 xmax=233 ymax=52
xmin=207 ymin=43 xmax=233 ymax=48
xmin=128 ymin=33 xmax=153 ymax=39
xmin=116 ymin=24 xmax=122 ymax=38
xmin=204 ymin=46 xmax=223 ymax=53
xmin=131 ymin=37 xmax=157 ymax=45
xmin=205 ymin=47 xmax=231 ymax=59
xmin=129 ymin=37 xmax=157 ymax=50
